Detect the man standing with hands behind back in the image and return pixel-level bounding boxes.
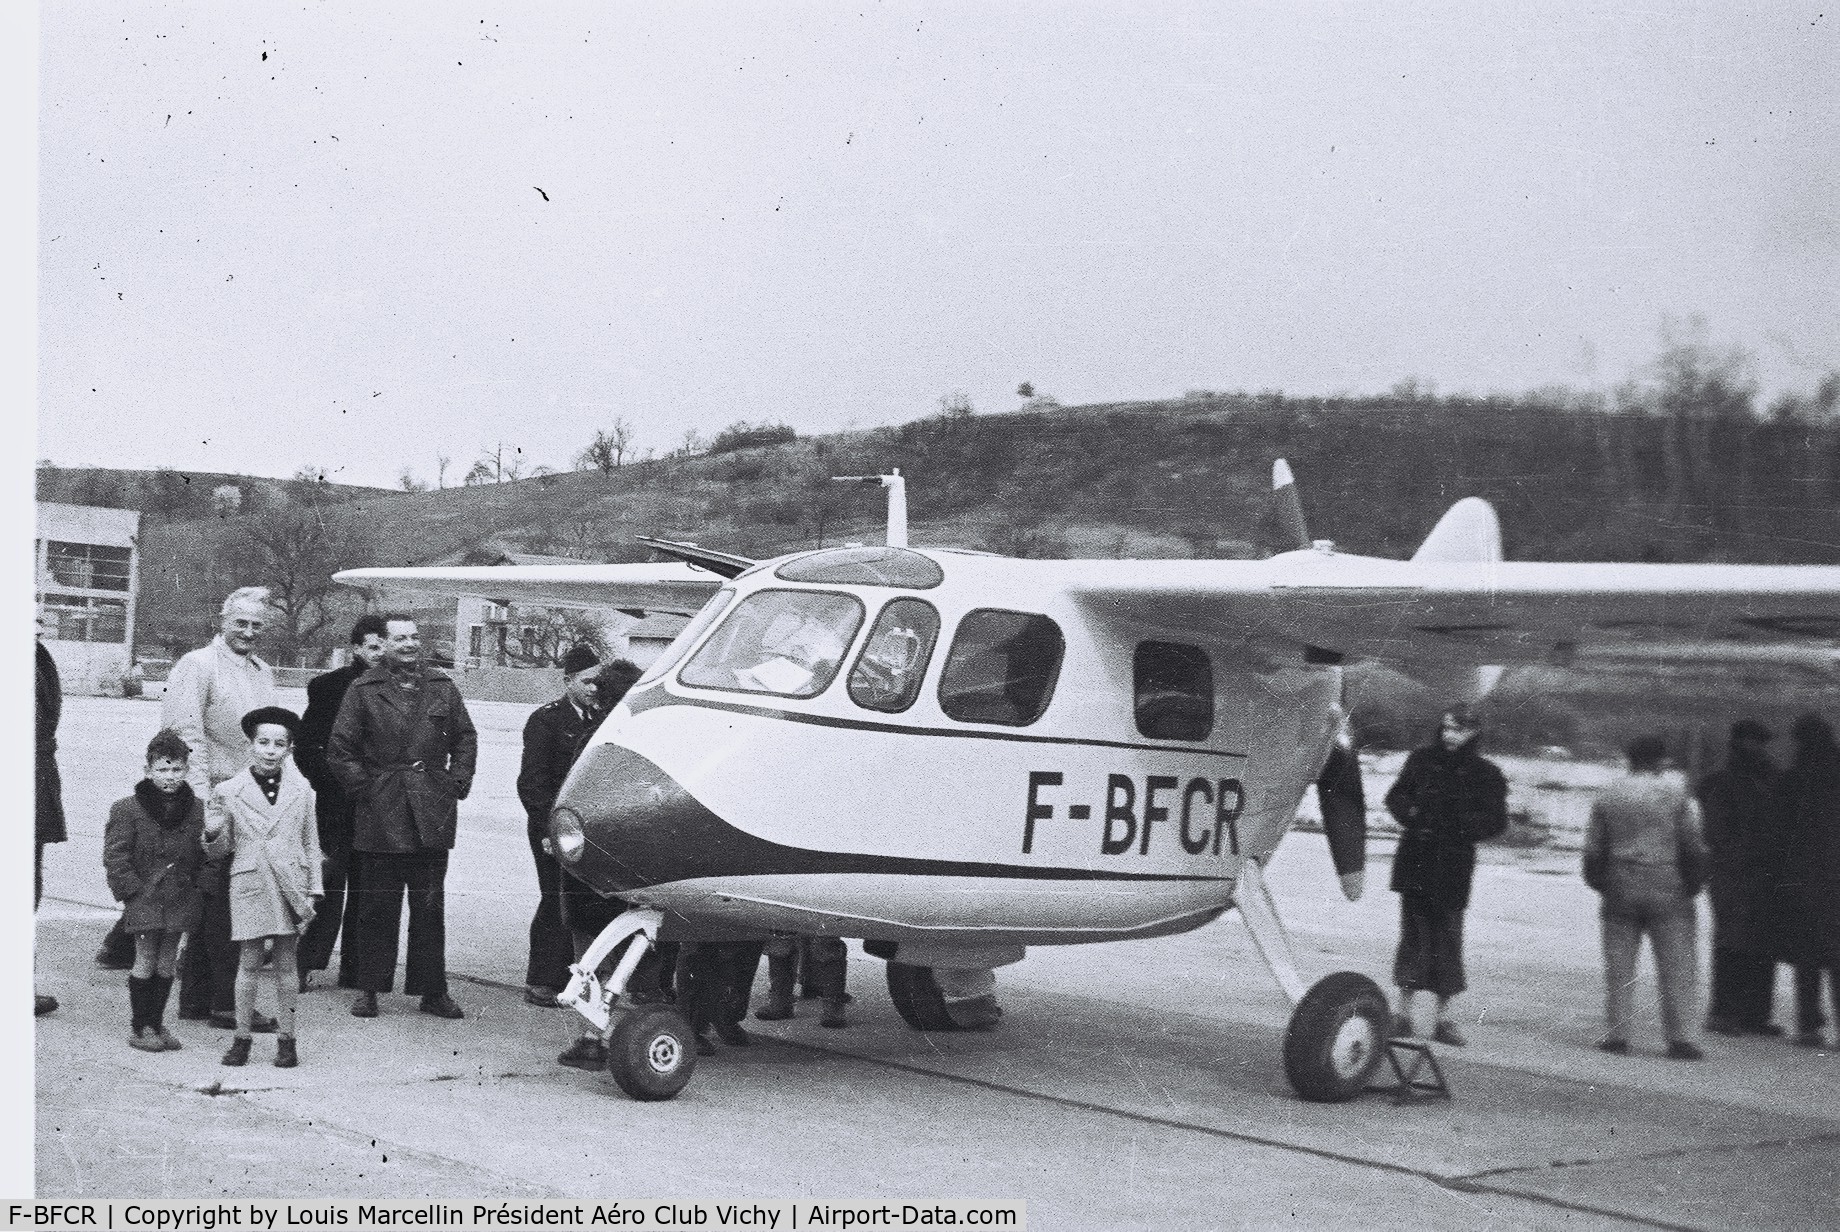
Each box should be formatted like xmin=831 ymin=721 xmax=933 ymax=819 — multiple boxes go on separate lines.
xmin=294 ymin=614 xmax=390 ymax=992
xmin=517 ymin=644 xmax=602 ymax=1007
xmin=329 ymin=614 xmax=477 ymax=1020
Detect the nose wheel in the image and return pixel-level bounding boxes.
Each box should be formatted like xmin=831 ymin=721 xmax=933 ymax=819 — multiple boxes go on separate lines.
xmin=1282 ymin=972 xmax=1389 ymax=1102
xmin=606 ymin=1005 xmax=698 ymax=1101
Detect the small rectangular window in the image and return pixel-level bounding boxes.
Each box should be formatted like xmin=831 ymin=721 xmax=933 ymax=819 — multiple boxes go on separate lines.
xmin=1134 ymin=641 xmax=1213 ymax=740
xmin=938 ymin=610 xmax=1064 ymax=727
xmin=41 ymin=593 xmax=129 ymax=644
xmin=46 ymin=541 xmax=132 ymax=591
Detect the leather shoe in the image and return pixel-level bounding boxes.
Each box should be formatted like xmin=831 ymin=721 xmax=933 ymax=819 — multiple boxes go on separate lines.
xmin=1596 ymin=1037 xmax=1629 ymax=1055
xmin=693 ymin=1031 xmax=717 ymax=1057
xmin=95 ymin=946 xmax=134 ymax=971
xmin=714 ymin=1022 xmax=751 ymax=1046
xmin=557 ymin=1037 xmax=607 ymax=1071
xmin=221 ymin=1036 xmax=251 ymax=1067
xmin=419 ymin=993 xmax=465 ymax=1020
xmin=34 ymin=994 xmax=58 ymax=1017
xmin=210 ymin=1011 xmax=278 ymax=1033
xmin=350 ymin=991 xmax=379 ymax=1018
xmin=1666 ymin=1039 xmax=1705 ymax=1061
xmin=525 ymin=985 xmax=561 ymax=1008
xmin=1431 ymin=1020 xmax=1468 ymax=1047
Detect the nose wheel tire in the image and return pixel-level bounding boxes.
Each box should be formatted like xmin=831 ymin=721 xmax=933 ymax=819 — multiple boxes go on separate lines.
xmin=1282 ymin=971 xmax=1388 ymax=1103
xmin=885 ymin=962 xmax=962 ymax=1032
xmin=606 ymin=1006 xmax=698 ymax=1101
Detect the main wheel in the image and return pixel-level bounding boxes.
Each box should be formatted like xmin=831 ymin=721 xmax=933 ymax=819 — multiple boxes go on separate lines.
xmin=1282 ymin=971 xmax=1388 ymax=1103
xmin=606 ymin=1005 xmax=697 ymax=1101
xmin=885 ymin=962 xmax=960 ymax=1032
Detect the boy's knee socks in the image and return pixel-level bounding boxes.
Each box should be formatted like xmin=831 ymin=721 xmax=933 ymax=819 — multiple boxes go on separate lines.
xmin=147 ymin=974 xmax=174 ymax=1026
xmin=126 ymin=975 xmax=150 ymax=1031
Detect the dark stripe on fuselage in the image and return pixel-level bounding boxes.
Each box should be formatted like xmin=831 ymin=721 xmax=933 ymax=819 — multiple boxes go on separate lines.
xmin=622 ymin=683 xmax=1250 ymax=760
xmin=556 ymin=743 xmax=1236 ymax=895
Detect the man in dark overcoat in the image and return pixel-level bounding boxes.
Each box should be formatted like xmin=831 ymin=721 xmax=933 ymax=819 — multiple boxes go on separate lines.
xmin=1383 ymin=704 xmax=1508 ymax=1047
xmin=1778 ymin=714 xmax=1840 ymax=1049
xmin=1697 ymin=719 xmax=1786 ymax=1035
xmin=36 ymin=634 xmax=67 ymax=1015
xmin=328 ymin=614 xmax=477 ymax=1020
xmin=517 ymin=643 xmax=603 ymax=1006
xmin=294 ymin=614 xmax=390 ymax=991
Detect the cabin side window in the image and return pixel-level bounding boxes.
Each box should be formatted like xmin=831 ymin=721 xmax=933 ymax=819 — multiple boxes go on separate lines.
xmin=847 ymin=598 xmax=940 ymax=714
xmin=937 ymin=609 xmax=1065 ymax=727
xmin=1134 ymin=641 xmax=1214 ymax=740
xmin=679 ymin=589 xmax=865 ymax=698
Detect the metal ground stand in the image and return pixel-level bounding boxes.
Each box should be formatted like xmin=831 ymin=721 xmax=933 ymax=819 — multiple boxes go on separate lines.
xmin=1366 ymin=1038 xmax=1452 ymax=1104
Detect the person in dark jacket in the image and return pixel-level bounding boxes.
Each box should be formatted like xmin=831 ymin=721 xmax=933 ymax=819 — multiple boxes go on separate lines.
xmin=327 ymin=615 xmax=477 ymax=1020
xmin=556 ymin=657 xmax=657 ymax=1072
xmin=103 ymin=729 xmax=209 ymax=1051
xmin=1697 ymin=719 xmax=1786 ymax=1036
xmin=294 ymin=614 xmax=389 ymax=991
xmin=518 ymin=643 xmax=603 ymax=1007
xmin=1777 ymin=714 xmax=1840 ymax=1049
xmin=36 ymin=634 xmax=67 ymax=1015
xmin=1384 ymin=703 xmax=1507 ymax=1046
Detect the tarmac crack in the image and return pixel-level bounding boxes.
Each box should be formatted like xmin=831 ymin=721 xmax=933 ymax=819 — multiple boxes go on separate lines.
xmin=771 ymin=1036 xmax=1720 ymax=1232
xmin=1451 ymin=1127 xmax=1840 ymax=1181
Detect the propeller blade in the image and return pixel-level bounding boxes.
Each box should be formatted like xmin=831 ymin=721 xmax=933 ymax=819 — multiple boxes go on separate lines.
xmin=1258 ymin=458 xmax=1313 ymax=554
xmin=1315 ymin=743 xmax=1367 ymax=900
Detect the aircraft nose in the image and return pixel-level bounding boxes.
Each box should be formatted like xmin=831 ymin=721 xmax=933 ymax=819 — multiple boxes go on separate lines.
xmin=549 ymin=741 xmax=717 ymax=895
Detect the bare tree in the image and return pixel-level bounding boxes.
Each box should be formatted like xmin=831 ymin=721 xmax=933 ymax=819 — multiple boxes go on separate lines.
xmin=499 ymin=606 xmax=613 ymax=667
xmin=462 ymin=460 xmax=494 ymax=486
xmin=223 ymin=490 xmax=373 ymax=661
xmin=577 ymin=418 xmax=637 ymax=473
xmin=473 ymin=442 xmax=527 ymax=483
xmin=436 ymin=454 xmax=452 ymax=489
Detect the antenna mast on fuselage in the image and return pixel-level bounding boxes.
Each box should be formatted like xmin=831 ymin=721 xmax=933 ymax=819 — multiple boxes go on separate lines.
xmin=830 ymin=469 xmax=908 ymax=547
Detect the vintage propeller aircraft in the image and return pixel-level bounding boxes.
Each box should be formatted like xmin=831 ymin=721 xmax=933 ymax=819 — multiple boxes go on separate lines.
xmin=336 ymin=463 xmax=1840 ymax=1102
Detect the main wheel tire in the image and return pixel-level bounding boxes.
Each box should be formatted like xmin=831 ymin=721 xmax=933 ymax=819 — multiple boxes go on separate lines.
xmin=885 ymin=962 xmax=960 ymax=1032
xmin=606 ymin=1005 xmax=697 ymax=1101
xmin=1282 ymin=971 xmax=1389 ymax=1103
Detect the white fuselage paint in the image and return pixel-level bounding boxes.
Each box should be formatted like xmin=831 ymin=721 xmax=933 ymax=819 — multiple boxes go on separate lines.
xmin=565 ymin=551 xmax=1343 ymax=949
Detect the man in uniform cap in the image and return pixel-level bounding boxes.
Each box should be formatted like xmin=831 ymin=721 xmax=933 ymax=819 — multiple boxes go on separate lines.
xmin=517 ymin=644 xmax=603 ymax=1006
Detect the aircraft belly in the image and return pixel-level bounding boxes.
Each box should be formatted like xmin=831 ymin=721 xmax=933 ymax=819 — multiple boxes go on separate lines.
xmin=632 ymin=874 xmax=1233 ymax=945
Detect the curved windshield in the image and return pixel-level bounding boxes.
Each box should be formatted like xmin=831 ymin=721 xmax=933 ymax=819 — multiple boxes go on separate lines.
xmin=848 ymin=598 xmax=941 ymax=713
xmin=637 ymin=588 xmax=734 ymax=686
xmin=679 ymin=589 xmax=865 ymax=698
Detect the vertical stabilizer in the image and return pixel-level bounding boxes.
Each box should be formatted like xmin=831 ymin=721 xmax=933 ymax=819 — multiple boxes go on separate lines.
xmin=1411 ymin=497 xmax=1501 ymax=564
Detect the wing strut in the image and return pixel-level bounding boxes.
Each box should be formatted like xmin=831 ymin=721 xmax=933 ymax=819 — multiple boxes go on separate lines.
xmin=1234 ymin=858 xmax=1306 ymax=1007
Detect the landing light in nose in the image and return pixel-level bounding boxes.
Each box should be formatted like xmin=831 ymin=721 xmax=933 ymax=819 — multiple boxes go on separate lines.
xmin=551 ymin=806 xmax=586 ymax=864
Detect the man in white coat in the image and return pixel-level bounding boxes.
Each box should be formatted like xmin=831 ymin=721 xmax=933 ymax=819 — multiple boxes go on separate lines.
xmin=163 ymin=586 xmax=281 ymax=1029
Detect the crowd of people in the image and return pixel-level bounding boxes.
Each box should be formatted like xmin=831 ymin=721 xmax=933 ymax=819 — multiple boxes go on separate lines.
xmin=1381 ymin=704 xmax=1840 ymax=1060
xmin=36 ymin=587 xmax=845 ymax=1071
xmin=31 ymin=587 xmax=1839 ymax=1074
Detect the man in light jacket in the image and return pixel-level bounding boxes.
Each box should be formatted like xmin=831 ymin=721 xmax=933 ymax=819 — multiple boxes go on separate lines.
xmin=160 ymin=587 xmax=280 ymax=1029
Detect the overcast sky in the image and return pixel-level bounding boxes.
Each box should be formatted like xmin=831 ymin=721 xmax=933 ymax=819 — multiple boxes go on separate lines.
xmin=35 ymin=2 xmax=1840 ymax=489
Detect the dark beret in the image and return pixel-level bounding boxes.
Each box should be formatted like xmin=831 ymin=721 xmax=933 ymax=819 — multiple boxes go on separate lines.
xmin=561 ymin=645 xmax=602 ymax=677
xmin=240 ymin=706 xmax=301 ymax=739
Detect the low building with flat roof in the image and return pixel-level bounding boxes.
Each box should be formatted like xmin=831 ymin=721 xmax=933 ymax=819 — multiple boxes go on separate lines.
xmin=36 ymin=501 xmax=142 ymax=696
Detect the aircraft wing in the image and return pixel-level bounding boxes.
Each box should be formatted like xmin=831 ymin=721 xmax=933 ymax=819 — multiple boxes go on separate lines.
xmin=332 ymin=562 xmax=724 ymax=616
xmin=1067 ymin=556 xmax=1840 ymax=666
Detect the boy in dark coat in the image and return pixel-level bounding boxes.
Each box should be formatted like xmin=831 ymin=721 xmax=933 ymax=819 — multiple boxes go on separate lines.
xmin=103 ymin=730 xmax=209 ymax=1051
xmin=1384 ymin=704 xmax=1508 ymax=1046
